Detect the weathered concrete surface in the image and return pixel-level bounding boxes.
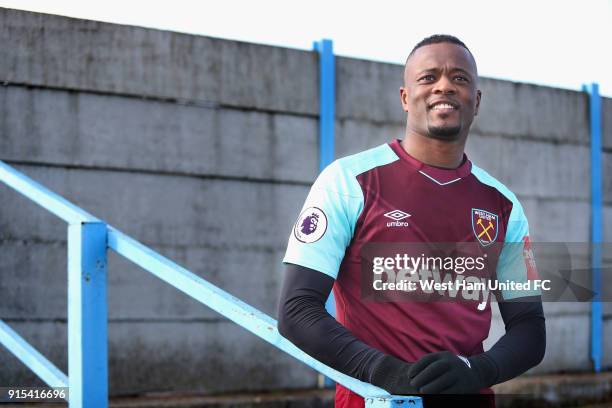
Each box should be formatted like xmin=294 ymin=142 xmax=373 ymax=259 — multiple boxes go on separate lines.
xmin=466 ymin=134 xmax=590 ymax=201
xmin=0 ymin=165 xmax=305 ymax=248
xmin=1 ymin=6 xmax=611 ymax=396
xmin=335 ymin=56 xmax=404 ymax=124
xmin=602 ymin=153 xmax=612 ymax=204
xmin=519 ymin=198 xmax=591 ymax=243
xmin=0 ymin=164 xmax=304 ymax=321
xmin=605 ymin=206 xmax=612 ymax=242
xmin=335 ymin=118 xmax=403 ymax=159
xmin=604 ymin=313 xmax=612 ymax=369
xmin=473 ymin=78 xmax=590 ymax=144
xmin=0 ymin=86 xmax=319 ymax=183
xmin=0 ymin=8 xmax=318 ymax=114
xmin=0 ymin=240 xmax=287 ymax=321
xmin=602 ymin=96 xmax=612 ymax=150
xmin=0 ymin=321 xmax=317 ymax=394
xmin=493 ymin=372 xmax=612 ymax=408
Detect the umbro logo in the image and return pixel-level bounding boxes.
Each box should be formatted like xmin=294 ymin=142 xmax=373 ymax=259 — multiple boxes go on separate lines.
xmin=384 ymin=210 xmax=411 ymax=221
xmin=384 ymin=210 xmax=411 ymax=227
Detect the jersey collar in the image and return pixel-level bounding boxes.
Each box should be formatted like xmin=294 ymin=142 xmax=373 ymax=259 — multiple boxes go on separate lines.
xmin=390 ymin=139 xmax=472 ymax=185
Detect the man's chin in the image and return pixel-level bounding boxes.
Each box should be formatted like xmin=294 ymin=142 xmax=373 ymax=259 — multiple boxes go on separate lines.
xmin=427 ymin=125 xmax=462 ymax=140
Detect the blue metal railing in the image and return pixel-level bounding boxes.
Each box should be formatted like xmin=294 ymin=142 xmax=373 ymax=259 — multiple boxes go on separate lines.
xmin=0 ymin=159 xmax=421 ymax=408
xmin=0 ymin=161 xmax=108 ymax=406
xmin=0 ymin=320 xmax=69 ymax=388
xmin=583 ymin=82 xmax=603 ymax=373
xmin=314 ymin=38 xmax=337 ymax=389
xmin=313 ymin=38 xmax=335 ymax=172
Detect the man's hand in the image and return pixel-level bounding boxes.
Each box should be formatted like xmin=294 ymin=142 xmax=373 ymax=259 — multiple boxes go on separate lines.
xmin=370 ymin=355 xmax=419 ymax=395
xmin=408 ymin=351 xmax=483 ymax=394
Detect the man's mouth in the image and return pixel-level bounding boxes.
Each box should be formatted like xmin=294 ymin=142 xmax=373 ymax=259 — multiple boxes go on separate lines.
xmin=428 ymin=101 xmax=459 ymax=111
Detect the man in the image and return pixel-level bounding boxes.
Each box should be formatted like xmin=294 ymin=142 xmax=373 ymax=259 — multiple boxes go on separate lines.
xmin=278 ymin=35 xmax=545 ymax=407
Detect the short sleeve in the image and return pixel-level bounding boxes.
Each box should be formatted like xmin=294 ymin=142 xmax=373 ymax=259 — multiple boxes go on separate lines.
xmin=282 ymin=162 xmax=364 ymax=279
xmin=496 ymin=199 xmax=541 ymax=300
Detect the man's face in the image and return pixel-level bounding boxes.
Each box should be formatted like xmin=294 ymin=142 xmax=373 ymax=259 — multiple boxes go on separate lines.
xmin=400 ymin=42 xmax=481 ymax=141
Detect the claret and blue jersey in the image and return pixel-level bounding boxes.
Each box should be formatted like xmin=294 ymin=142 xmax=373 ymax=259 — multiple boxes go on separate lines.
xmin=283 ymin=139 xmax=538 ymax=400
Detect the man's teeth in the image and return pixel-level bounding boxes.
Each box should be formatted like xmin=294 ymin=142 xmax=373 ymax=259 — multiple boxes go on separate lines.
xmin=432 ymin=103 xmax=455 ymax=110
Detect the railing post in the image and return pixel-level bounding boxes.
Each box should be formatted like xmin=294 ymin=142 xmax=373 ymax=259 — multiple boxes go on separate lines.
xmin=313 ymin=38 xmax=335 ymax=172
xmin=583 ymin=82 xmax=603 ymax=373
xmin=313 ymin=37 xmax=337 ymax=389
xmin=68 ymin=222 xmax=108 ymax=407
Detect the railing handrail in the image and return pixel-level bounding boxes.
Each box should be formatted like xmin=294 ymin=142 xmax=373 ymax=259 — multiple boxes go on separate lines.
xmin=0 ymin=320 xmax=69 ymax=388
xmin=0 ymin=159 xmax=410 ymax=404
xmin=0 ymin=161 xmax=98 ymax=224
xmin=107 ymin=226 xmax=388 ymax=396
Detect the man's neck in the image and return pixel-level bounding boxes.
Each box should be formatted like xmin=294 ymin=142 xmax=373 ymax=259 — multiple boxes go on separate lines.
xmin=400 ymin=130 xmax=467 ymax=169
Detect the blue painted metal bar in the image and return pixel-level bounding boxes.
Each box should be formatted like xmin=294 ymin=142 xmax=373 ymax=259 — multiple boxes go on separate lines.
xmin=313 ymin=39 xmax=335 ymax=171
xmin=107 ymin=226 xmax=420 ymax=404
xmin=0 ymin=320 xmax=69 ymax=392
xmin=68 ymin=222 xmax=109 ymax=407
xmin=0 ymin=160 xmax=98 ymax=224
xmin=314 ymin=38 xmax=337 ymax=387
xmin=584 ymin=83 xmax=603 ymax=372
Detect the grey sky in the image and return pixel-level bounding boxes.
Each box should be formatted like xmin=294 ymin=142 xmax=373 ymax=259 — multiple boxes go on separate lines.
xmin=2 ymin=0 xmax=611 ymax=96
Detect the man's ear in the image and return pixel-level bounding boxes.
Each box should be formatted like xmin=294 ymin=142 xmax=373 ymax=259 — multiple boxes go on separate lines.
xmin=400 ymin=87 xmax=410 ymax=113
xmin=474 ymin=90 xmax=482 ymax=116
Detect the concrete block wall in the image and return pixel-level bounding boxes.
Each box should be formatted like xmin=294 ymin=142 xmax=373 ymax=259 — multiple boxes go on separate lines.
xmin=0 ymin=7 xmax=320 ymax=395
xmin=0 ymin=7 xmax=610 ymax=394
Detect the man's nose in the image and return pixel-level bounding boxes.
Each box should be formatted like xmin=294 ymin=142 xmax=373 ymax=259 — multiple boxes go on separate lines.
xmin=433 ymin=75 xmax=456 ymax=94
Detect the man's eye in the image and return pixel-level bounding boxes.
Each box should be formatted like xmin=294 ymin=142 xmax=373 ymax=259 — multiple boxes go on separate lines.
xmin=419 ymin=75 xmax=435 ymax=81
xmin=454 ymin=76 xmax=469 ymax=82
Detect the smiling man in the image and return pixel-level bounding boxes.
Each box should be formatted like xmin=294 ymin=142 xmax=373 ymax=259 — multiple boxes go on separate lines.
xmin=401 ymin=38 xmax=480 ymax=166
xmin=278 ymin=35 xmax=546 ymax=408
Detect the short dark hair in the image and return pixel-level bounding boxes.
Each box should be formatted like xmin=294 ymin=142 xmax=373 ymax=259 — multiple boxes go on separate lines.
xmin=407 ymin=34 xmax=474 ymax=62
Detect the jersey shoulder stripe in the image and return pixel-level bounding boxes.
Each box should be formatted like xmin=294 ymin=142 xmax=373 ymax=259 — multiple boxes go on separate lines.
xmin=282 ymin=143 xmax=398 ymax=278
xmin=326 ymin=143 xmax=400 ymax=193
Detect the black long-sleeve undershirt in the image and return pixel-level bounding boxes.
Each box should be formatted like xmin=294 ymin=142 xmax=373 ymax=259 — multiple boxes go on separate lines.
xmin=277 ymin=263 xmax=546 ymax=393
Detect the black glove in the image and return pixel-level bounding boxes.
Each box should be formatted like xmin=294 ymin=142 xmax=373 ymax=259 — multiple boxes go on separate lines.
xmin=408 ymin=351 xmax=485 ymax=394
xmin=370 ymin=355 xmax=419 ymax=395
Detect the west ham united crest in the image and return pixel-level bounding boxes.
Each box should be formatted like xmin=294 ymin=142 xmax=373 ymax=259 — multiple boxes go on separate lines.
xmin=472 ymin=209 xmax=498 ymax=246
xmin=294 ymin=207 xmax=328 ymax=243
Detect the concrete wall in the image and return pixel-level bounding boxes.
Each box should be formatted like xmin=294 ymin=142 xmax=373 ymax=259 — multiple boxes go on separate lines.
xmin=0 ymin=7 xmax=610 ymax=394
